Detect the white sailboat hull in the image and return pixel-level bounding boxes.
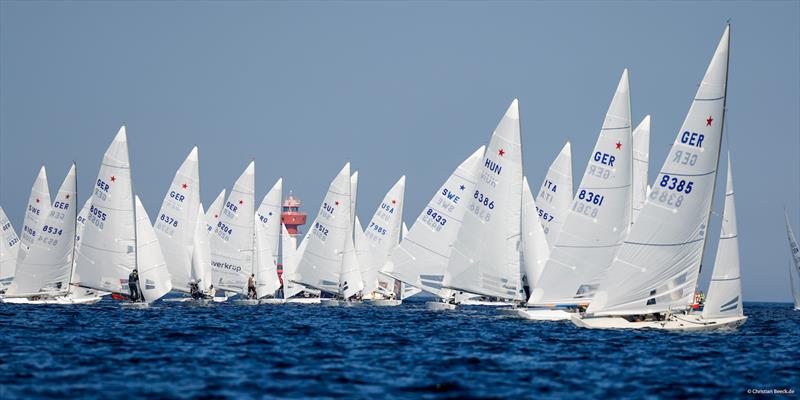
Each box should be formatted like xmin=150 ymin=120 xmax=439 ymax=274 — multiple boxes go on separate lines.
xmin=571 ymin=314 xmax=747 ymax=331
xmin=2 ymin=295 xmax=102 ymax=305
xmin=232 ymin=299 xmax=260 ymax=306
xmin=367 ymin=299 xmax=402 ymax=307
xmin=516 ymin=308 xmax=573 ymax=321
xmin=284 ymin=297 xmax=321 ymax=304
xmin=426 ymin=301 xmax=456 ymax=311
xmin=459 ymin=299 xmax=511 ymax=307
xmin=320 ymin=299 xmax=362 ymax=307
xmin=259 ymin=298 xmax=285 ymax=305
xmin=121 ymin=302 xmax=150 ymax=309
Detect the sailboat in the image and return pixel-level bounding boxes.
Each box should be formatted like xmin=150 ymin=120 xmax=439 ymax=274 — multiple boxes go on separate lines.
xmin=397 ymin=221 xmax=422 ymax=300
xmin=0 ymin=207 xmax=20 ymax=293
xmin=632 ymin=116 xmax=651 ymax=223
xmin=18 ymin=166 xmax=51 ymax=257
xmin=154 ymin=147 xmax=201 ymax=296
xmin=443 ymin=99 xmax=525 ymax=305
xmin=254 ymin=179 xmax=283 ymax=301
xmin=525 ymin=69 xmax=633 ymax=321
xmin=210 ymin=161 xmax=256 ymax=304
xmin=573 ymin=25 xmax=732 ymax=329
xmin=2 ymin=165 xmax=99 ymax=304
xmin=360 ymin=176 xmax=406 ymax=305
xmin=574 ymin=154 xmax=746 ymax=330
xmin=329 ymin=171 xmax=364 ymax=306
xmin=290 ymin=163 xmax=354 ymax=304
xmin=276 ymin=223 xmax=319 ymax=304
xmin=786 ymin=213 xmax=800 ymax=310
xmin=381 ymin=146 xmax=484 ymax=310
xmin=73 ymin=126 xmax=173 ymax=307
xmin=536 ymin=142 xmax=573 ymax=249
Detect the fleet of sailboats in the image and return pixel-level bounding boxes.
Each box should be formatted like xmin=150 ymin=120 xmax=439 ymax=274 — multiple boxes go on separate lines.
xmin=0 ymin=25 xmax=792 ymax=330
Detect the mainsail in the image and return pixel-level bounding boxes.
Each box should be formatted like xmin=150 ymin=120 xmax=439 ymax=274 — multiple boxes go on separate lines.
xmin=191 ymin=202 xmax=213 ymax=292
xmin=291 ymin=163 xmax=351 ymax=296
xmin=19 ymin=166 xmax=51 ymax=254
xmin=210 ymin=161 xmax=255 ymax=294
xmin=382 ymin=146 xmax=484 ymax=299
xmin=632 ymin=116 xmax=651 ymax=223
xmin=587 ymin=26 xmax=731 ymax=316
xmin=205 ymin=189 xmax=226 ymax=234
xmin=280 ymin=223 xmax=303 ymax=299
xmin=786 ymin=213 xmax=800 ymax=310
xmin=155 ymin=147 xmax=200 ymax=293
xmin=530 ymin=70 xmax=632 ymax=306
xmin=134 ymin=196 xmax=173 ymax=302
xmin=7 ymin=164 xmax=77 ymax=297
xmin=254 ymin=178 xmax=283 ymax=298
xmin=0 ymin=207 xmax=20 ymax=291
xmin=521 ymin=176 xmax=550 ymax=292
xmin=702 ymin=155 xmax=742 ymax=318
xmin=537 ymin=142 xmax=573 ymax=249
xmin=73 ymin=127 xmax=137 ymax=295
xmin=361 ymin=176 xmax=406 ymax=297
xmin=444 ymin=99 xmax=524 ymax=301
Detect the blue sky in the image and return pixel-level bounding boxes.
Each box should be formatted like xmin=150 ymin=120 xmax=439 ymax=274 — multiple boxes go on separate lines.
xmin=1 ymin=1 xmax=798 ymax=302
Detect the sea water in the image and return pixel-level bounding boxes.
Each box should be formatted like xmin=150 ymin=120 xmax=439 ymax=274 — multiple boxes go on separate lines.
xmin=0 ymin=300 xmax=797 ymax=398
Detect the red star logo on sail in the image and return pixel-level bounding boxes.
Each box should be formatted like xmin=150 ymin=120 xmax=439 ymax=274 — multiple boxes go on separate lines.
xmin=615 ymin=142 xmax=622 ymax=150
xmin=239 ymin=199 xmax=244 ymax=205
xmin=35 ymin=198 xmax=40 ymax=203
xmin=706 ymin=116 xmax=713 ymax=126
xmin=498 ymin=148 xmax=505 ymax=156
xmin=335 ymin=201 xmax=340 ymax=206
xmin=214 ymin=214 xmax=218 ymax=219
xmin=65 ymin=194 xmax=70 ymax=199
xmin=111 ymin=176 xmax=116 ymax=182
xmin=182 ymin=183 xmax=188 ymax=189
xmin=391 ymin=200 xmax=397 ymax=205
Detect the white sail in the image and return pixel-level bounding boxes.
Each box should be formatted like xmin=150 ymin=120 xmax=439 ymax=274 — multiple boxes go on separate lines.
xmin=703 ymin=155 xmax=742 ymax=318
xmin=354 ymin=216 xmax=378 ymax=295
xmin=0 ymin=207 xmax=20 ymax=291
xmin=19 ymin=166 xmax=51 ymax=254
xmin=7 ymin=164 xmax=77 ymax=296
xmin=588 ymin=26 xmax=730 ymax=316
xmin=210 ymin=162 xmax=255 ymax=294
xmin=73 ymin=127 xmax=137 ymax=295
xmin=191 ymin=202 xmax=212 ymax=291
xmin=350 ymin=172 xmax=359 ymax=230
xmin=134 ymin=196 xmax=173 ymax=302
xmin=281 ymin=223 xmax=304 ymax=299
xmin=402 ymin=222 xmax=409 ymax=240
xmin=521 ymin=176 xmax=550 ymax=293
xmin=155 ymin=147 xmax=200 ymax=293
xmin=786 ymin=212 xmax=800 ymax=310
xmin=205 ymin=189 xmax=226 ymax=234
xmin=382 ymin=146 xmax=484 ymax=299
xmin=444 ymin=99 xmax=524 ymax=301
xmin=632 ymin=116 xmax=651 ymax=223
xmin=340 ymin=219 xmax=363 ymax=299
xmin=536 ymin=142 xmax=573 ymax=249
xmin=254 ymin=178 xmax=283 ymax=298
xmin=530 ymin=70 xmax=633 ymax=306
xmin=292 ymin=163 xmax=351 ymax=296
xmin=362 ymin=176 xmax=406 ymax=296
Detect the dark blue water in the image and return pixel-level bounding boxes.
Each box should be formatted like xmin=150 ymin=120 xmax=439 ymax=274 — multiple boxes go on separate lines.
xmin=1 ymin=300 xmax=797 ymax=399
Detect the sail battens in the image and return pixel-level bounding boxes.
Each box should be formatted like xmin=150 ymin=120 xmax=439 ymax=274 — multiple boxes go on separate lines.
xmin=623 ymin=237 xmax=705 ymax=247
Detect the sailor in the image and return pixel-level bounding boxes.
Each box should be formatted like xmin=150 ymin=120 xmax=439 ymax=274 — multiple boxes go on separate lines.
xmin=128 ymin=269 xmax=141 ymax=302
xmin=189 ymin=280 xmax=203 ymax=300
xmin=247 ymin=274 xmax=257 ymax=299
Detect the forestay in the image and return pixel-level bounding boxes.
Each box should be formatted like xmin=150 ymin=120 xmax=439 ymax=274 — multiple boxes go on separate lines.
xmin=530 ymin=70 xmax=632 ymax=306
xmin=73 ymin=127 xmax=137 ymax=295
xmin=444 ymin=99 xmax=524 ymax=301
xmin=134 ymin=196 xmax=173 ymax=302
xmin=703 ymin=155 xmax=742 ymax=318
xmin=7 ymin=165 xmax=77 ymax=297
xmin=254 ymin=179 xmax=283 ymax=298
xmin=155 ymin=147 xmax=200 ymax=293
xmin=632 ymin=116 xmax=651 ymax=223
xmin=537 ymin=142 xmax=573 ymax=249
xmin=292 ymin=163 xmax=351 ymax=296
xmin=210 ymin=162 xmax=255 ymax=294
xmin=587 ymin=26 xmax=730 ymax=316
xmin=382 ymin=146 xmax=484 ymax=299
